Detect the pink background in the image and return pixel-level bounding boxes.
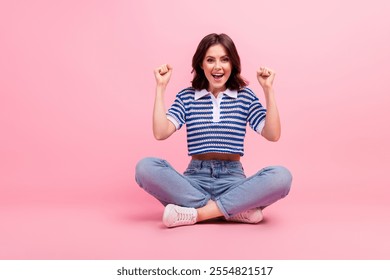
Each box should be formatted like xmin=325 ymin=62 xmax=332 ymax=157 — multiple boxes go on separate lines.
xmin=1 ymin=0 xmax=390 ymax=259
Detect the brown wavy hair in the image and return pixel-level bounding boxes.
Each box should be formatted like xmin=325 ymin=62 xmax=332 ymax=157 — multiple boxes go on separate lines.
xmin=191 ymin=33 xmax=248 ymax=91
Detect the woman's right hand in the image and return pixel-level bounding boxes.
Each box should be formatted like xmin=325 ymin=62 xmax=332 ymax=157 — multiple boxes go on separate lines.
xmin=154 ymin=64 xmax=173 ymax=87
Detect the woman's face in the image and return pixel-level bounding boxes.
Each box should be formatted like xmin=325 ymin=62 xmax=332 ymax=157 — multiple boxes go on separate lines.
xmin=201 ymin=44 xmax=232 ymax=95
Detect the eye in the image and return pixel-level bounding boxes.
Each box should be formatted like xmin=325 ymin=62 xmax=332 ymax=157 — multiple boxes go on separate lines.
xmin=206 ymin=58 xmax=214 ymax=63
xmin=221 ymin=57 xmax=230 ymax=63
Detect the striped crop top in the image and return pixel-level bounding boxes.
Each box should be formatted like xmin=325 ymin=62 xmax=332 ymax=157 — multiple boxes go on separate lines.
xmin=166 ymin=87 xmax=266 ymax=156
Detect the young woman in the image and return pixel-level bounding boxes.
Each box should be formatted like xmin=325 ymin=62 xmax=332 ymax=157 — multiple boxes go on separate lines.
xmin=135 ymin=33 xmax=292 ymax=228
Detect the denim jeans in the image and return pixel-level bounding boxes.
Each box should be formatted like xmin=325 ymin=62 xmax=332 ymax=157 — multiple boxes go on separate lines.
xmin=135 ymin=157 xmax=292 ymax=218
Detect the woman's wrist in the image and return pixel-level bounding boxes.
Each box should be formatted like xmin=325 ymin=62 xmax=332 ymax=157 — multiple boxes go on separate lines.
xmin=156 ymin=83 xmax=167 ymax=93
xmin=262 ymin=86 xmax=274 ymax=95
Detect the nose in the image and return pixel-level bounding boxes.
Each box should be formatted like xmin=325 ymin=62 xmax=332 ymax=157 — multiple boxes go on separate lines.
xmin=214 ymin=61 xmax=221 ymax=70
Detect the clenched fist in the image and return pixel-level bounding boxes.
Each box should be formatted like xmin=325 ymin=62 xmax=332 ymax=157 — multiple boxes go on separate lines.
xmin=154 ymin=64 xmax=173 ymax=87
xmin=257 ymin=66 xmax=275 ymax=90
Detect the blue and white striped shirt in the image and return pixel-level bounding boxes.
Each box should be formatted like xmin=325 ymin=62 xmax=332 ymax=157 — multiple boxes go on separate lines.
xmin=167 ymin=87 xmax=266 ymax=156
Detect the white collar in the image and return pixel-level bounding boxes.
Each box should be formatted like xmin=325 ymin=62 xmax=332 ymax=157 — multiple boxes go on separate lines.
xmin=194 ymin=88 xmax=238 ymax=100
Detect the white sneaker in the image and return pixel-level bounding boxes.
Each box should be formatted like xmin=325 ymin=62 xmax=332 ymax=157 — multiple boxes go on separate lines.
xmin=226 ymin=208 xmax=263 ymax=224
xmin=163 ymin=204 xmax=198 ymax=228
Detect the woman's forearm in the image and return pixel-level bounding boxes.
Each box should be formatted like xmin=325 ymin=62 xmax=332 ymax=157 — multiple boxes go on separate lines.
xmin=261 ymin=87 xmax=281 ymax=141
xmin=153 ymin=85 xmax=175 ymax=140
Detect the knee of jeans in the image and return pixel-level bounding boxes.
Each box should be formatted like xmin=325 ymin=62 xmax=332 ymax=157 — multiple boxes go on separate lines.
xmin=277 ymin=166 xmax=292 ymax=196
xmin=134 ymin=157 xmax=160 ymax=187
xmin=270 ymin=165 xmax=293 ymax=197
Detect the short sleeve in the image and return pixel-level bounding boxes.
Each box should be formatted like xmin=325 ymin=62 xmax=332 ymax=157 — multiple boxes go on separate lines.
xmin=166 ymin=94 xmax=186 ymax=130
xmin=247 ymin=95 xmax=266 ymax=134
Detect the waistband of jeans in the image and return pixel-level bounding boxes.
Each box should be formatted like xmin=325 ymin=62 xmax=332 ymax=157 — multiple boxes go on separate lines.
xmin=188 ymin=159 xmax=242 ymax=169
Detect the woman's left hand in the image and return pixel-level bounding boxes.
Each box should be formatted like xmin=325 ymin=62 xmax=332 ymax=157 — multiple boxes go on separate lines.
xmin=257 ymin=67 xmax=275 ymax=90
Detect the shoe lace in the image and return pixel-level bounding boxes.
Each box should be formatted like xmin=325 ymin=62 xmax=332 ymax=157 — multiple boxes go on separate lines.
xmin=234 ymin=211 xmax=251 ymax=221
xmin=176 ymin=208 xmax=196 ymax=223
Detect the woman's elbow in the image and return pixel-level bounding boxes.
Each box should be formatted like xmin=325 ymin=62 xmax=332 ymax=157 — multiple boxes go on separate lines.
xmin=267 ymin=134 xmax=280 ymax=142
xmin=261 ymin=130 xmax=281 ymax=142
xmin=153 ymin=132 xmax=168 ymax=140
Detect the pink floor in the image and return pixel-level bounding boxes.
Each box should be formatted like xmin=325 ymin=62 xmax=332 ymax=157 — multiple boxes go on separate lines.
xmin=1 ymin=178 xmax=389 ymax=260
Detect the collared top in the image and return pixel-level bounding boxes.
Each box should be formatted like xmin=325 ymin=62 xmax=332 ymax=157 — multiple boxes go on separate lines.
xmin=166 ymin=87 xmax=266 ymax=156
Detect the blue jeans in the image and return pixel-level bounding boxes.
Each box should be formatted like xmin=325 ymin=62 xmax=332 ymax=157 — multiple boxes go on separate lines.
xmin=135 ymin=157 xmax=292 ymax=218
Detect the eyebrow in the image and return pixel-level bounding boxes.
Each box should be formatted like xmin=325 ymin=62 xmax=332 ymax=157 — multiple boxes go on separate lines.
xmin=205 ymin=55 xmax=229 ymax=58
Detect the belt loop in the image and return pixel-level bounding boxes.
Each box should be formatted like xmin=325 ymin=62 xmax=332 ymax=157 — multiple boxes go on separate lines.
xmin=222 ymin=160 xmax=227 ymax=172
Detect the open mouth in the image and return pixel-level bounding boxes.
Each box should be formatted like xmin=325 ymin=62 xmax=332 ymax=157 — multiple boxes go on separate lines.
xmin=212 ymin=73 xmax=224 ymax=80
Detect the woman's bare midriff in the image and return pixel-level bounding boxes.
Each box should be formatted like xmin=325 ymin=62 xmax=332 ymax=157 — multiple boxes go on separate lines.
xmin=191 ymin=153 xmax=240 ymax=161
